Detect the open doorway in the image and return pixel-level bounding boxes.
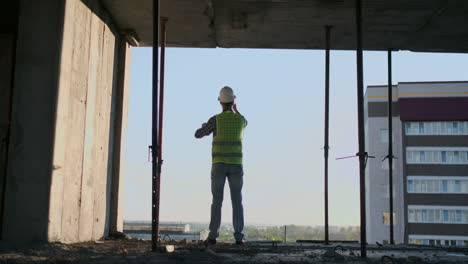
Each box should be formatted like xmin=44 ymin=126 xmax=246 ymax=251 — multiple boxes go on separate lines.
xmin=122 ymin=47 xmax=468 ymax=244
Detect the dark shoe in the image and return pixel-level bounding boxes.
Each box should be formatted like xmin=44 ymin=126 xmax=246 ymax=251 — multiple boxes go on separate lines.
xmin=235 ymin=240 xmax=245 ymax=246
xmin=205 ymin=238 xmax=216 ymax=246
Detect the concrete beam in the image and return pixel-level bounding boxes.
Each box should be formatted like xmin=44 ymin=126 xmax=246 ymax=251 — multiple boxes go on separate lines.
xmin=100 ymin=0 xmax=468 ymax=52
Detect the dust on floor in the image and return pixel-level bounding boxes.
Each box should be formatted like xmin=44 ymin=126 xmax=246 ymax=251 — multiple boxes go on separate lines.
xmin=0 ymin=238 xmax=467 ymax=263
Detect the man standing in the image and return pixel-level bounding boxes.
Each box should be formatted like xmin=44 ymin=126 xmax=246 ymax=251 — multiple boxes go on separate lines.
xmin=195 ymin=86 xmax=247 ymax=245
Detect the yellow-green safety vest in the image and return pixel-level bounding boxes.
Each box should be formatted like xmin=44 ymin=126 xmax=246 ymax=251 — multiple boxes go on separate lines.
xmin=212 ymin=111 xmax=245 ymax=164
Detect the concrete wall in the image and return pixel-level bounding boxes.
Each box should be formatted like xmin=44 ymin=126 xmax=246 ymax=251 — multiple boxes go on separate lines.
xmin=2 ymin=0 xmax=131 ymax=244
xmin=48 ymin=0 xmax=126 ymax=243
xmin=365 ymin=116 xmax=405 ymax=244
xmin=365 ymin=86 xmax=405 ymax=244
xmin=109 ymin=40 xmax=131 ymax=234
xmin=0 ymin=35 xmax=15 ymax=235
xmin=2 ymin=0 xmax=65 ymax=243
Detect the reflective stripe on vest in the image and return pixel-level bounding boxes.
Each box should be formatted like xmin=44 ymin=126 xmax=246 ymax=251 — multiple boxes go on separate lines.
xmin=212 ymin=152 xmax=243 ymax=158
xmin=212 ymin=141 xmax=242 ymax=146
xmin=212 ymin=111 xmax=244 ymax=164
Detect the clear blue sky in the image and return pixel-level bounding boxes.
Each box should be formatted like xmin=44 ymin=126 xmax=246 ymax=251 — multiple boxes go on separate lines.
xmin=124 ymin=48 xmax=468 ymax=226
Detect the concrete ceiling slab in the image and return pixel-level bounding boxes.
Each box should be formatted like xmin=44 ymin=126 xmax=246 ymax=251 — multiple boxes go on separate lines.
xmin=100 ymin=0 xmax=468 ymax=52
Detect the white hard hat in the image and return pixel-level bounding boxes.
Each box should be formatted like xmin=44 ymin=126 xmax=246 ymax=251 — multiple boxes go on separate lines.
xmin=218 ymin=86 xmax=236 ymax=103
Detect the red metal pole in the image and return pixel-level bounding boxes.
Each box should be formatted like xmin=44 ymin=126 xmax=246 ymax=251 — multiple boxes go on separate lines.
xmin=158 ymin=18 xmax=167 ymax=160
xmin=157 ymin=18 xmax=167 ymax=174
xmin=151 ymin=0 xmax=160 ymax=252
xmin=154 ymin=17 xmax=168 ymax=251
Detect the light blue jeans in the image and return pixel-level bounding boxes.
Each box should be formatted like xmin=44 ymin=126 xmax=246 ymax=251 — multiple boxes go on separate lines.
xmin=208 ymin=163 xmax=244 ymax=242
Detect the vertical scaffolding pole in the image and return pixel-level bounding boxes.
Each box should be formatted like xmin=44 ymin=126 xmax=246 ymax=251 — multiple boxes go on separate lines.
xmin=355 ymin=0 xmax=367 ymax=258
xmin=151 ymin=0 xmax=160 ymax=252
xmin=387 ymin=49 xmax=395 ymax=244
xmin=284 ymin=225 xmax=287 ymax=243
xmin=323 ymin=25 xmax=332 ymax=245
xmin=156 ymin=16 xmax=168 ymax=249
xmin=159 ymin=18 xmax=168 ymax=153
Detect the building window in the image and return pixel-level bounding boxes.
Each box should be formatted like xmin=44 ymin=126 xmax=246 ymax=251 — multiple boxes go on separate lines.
xmin=408 ymin=180 xmax=414 ymax=192
xmin=407 ymin=178 xmax=468 ymax=194
xmin=441 ymin=151 xmax=447 ymax=162
xmin=455 ymin=181 xmax=461 ymax=193
xmin=405 ymin=123 xmax=411 ymax=134
xmin=408 ymin=210 xmax=415 ymax=222
xmin=405 ymin=121 xmax=468 ymax=135
xmin=456 ymin=210 xmax=463 ymax=223
xmin=419 ymin=123 xmax=425 ymax=133
xmin=453 ymin=151 xmax=460 ymax=163
xmin=463 ymin=181 xmax=468 ymax=193
xmin=419 ymin=151 xmax=426 ymax=162
xmin=421 ymin=210 xmax=427 ymax=222
xmin=434 ymin=210 xmax=441 ymax=222
xmin=427 ymin=180 xmax=439 ymax=193
xmin=409 ymin=207 xmax=468 ymax=224
xmin=442 ymin=180 xmax=448 ymax=192
xmin=406 ymin=149 xmax=468 ymax=164
xmin=383 ymin=212 xmax=396 ymax=225
xmin=449 ymin=210 xmax=456 ymax=222
xmin=409 ymin=237 xmax=468 ymax=246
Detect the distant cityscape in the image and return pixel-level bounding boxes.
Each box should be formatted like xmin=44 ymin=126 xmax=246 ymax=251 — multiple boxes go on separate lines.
xmin=123 ymin=221 xmax=360 ymax=242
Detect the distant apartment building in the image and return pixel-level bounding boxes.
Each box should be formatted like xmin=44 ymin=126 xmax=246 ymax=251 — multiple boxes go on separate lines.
xmin=365 ymin=81 xmax=468 ymax=246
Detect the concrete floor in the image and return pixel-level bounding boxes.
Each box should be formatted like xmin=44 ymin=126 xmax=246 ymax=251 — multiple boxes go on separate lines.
xmin=0 ymin=238 xmax=467 ymax=263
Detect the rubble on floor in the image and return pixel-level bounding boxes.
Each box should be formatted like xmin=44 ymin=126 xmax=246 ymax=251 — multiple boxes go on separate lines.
xmin=0 ymin=237 xmax=467 ymax=263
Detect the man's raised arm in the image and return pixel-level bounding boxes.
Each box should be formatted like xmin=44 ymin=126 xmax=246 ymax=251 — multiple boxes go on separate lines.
xmin=233 ymin=104 xmax=247 ymax=127
xmin=195 ymin=116 xmax=216 ymax=138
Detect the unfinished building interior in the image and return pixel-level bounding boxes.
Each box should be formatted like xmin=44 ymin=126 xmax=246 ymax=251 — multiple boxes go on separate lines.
xmin=1 ymin=0 xmax=468 ymax=260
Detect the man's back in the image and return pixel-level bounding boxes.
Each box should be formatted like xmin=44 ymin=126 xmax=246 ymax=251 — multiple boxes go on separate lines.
xmin=212 ymin=111 xmax=245 ymax=164
xmin=194 ymin=86 xmax=247 ymax=245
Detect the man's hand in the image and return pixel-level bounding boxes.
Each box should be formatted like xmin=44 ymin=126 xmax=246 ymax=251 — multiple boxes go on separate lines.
xmin=233 ymin=104 xmax=240 ymax=114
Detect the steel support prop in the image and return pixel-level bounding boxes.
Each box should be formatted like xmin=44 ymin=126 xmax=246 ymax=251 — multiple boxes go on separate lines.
xmin=387 ymin=49 xmax=395 ymax=244
xmin=323 ymin=25 xmax=332 ymax=245
xmin=159 ymin=18 xmax=168 ymax=156
xmin=355 ymin=0 xmax=367 ymax=258
xmin=156 ymin=17 xmax=168 ymax=248
xmin=151 ymin=0 xmax=160 ymax=252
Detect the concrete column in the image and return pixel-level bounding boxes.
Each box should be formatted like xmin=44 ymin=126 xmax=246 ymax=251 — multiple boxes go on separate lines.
xmin=2 ymin=0 xmax=65 ymax=243
xmin=109 ymin=38 xmax=132 ymax=235
xmin=48 ymin=0 xmax=121 ymax=243
xmin=2 ymin=0 xmax=130 ymax=244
